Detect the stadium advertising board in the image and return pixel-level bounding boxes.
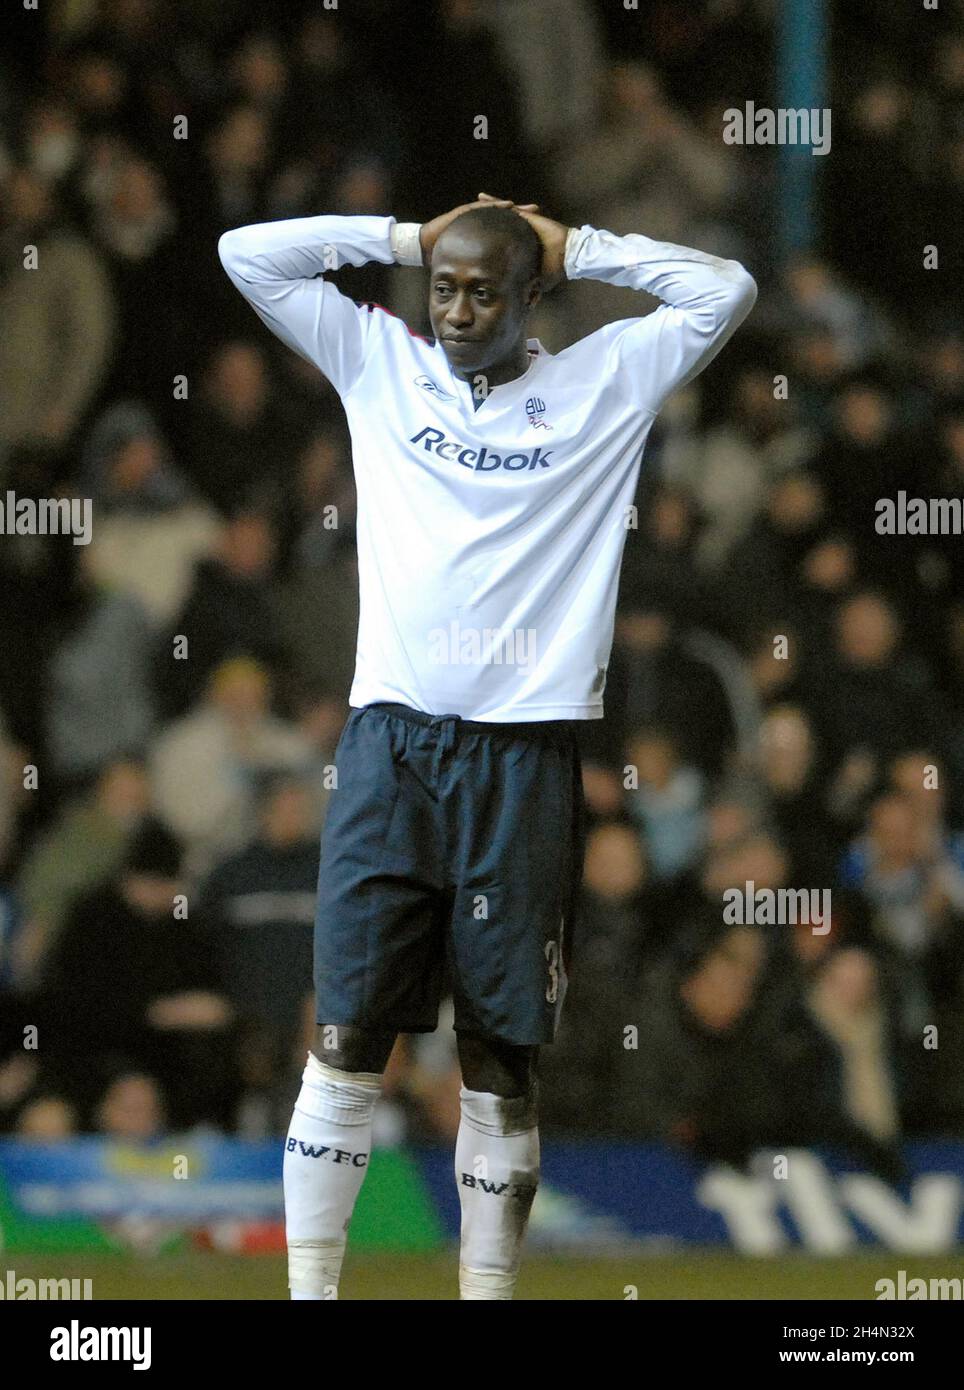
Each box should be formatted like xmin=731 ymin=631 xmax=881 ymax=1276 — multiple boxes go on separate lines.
xmin=2 ymin=1140 xmax=964 ymax=1255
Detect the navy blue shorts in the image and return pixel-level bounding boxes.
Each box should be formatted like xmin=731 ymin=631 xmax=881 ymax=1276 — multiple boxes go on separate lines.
xmin=314 ymin=702 xmax=586 ymax=1045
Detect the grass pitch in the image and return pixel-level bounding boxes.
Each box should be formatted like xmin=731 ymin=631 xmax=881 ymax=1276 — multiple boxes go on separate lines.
xmin=9 ymin=1250 xmax=964 ymax=1300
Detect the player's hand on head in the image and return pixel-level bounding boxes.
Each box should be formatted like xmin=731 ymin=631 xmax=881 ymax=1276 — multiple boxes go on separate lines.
xmin=479 ymin=193 xmax=570 ymax=291
xmin=515 ymin=211 xmax=570 ymax=290
xmin=419 ymin=197 xmax=515 ymax=261
xmin=477 ymin=192 xmax=540 ymax=212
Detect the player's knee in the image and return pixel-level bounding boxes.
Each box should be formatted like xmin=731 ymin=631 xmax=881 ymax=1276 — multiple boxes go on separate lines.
xmin=457 ymin=1032 xmax=538 ymax=1100
xmin=312 ymin=1023 xmax=395 ymax=1075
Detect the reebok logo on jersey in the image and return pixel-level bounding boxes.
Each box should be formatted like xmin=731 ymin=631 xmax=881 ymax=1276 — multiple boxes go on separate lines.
xmin=410 ymin=427 xmax=554 ymax=471
xmin=414 ymin=374 xmax=455 ymax=401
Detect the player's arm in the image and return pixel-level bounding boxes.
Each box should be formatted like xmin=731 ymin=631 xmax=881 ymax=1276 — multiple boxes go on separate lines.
xmin=503 ymin=199 xmax=756 ymax=414
xmin=217 ymin=214 xmax=419 ymax=396
xmin=563 ymin=222 xmax=757 ymax=412
xmin=217 ymin=200 xmax=524 ymax=395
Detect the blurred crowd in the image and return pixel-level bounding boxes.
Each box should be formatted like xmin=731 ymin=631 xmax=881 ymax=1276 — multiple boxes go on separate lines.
xmin=1 ymin=1 xmax=963 ymax=1180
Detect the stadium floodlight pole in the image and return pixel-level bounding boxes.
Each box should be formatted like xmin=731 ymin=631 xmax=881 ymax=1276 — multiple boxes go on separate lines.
xmin=218 ymin=189 xmax=756 ymax=1301
xmin=777 ymin=0 xmax=828 ymax=262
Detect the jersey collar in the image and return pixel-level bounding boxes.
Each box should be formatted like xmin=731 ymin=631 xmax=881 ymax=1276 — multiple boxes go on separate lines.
xmin=437 ymin=339 xmax=545 ymax=412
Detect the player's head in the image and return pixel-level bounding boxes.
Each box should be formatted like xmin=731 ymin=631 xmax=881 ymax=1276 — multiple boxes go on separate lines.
xmin=429 ymin=206 xmax=542 ymax=377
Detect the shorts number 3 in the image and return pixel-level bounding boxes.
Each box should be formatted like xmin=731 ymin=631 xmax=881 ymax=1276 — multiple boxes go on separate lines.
xmin=545 ymin=940 xmax=559 ymax=1003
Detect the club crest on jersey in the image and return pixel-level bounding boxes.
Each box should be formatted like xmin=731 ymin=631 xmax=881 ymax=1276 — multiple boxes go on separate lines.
xmin=414 ymin=375 xmax=455 ymax=401
xmin=525 ymin=396 xmax=552 ymax=430
xmin=409 ymin=427 xmax=554 ymax=472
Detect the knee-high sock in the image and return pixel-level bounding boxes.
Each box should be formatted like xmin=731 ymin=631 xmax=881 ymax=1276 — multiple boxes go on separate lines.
xmin=455 ymin=1086 xmax=540 ymax=1300
xmin=283 ymin=1051 xmax=380 ymax=1300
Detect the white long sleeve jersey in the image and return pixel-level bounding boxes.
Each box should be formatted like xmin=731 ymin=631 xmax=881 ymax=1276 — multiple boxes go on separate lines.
xmin=218 ymin=215 xmax=756 ymax=721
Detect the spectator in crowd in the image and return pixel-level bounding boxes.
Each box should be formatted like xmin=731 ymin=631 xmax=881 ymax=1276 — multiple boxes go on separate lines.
xmin=559 ymin=58 xmax=736 ymax=244
xmin=722 ymin=472 xmax=829 ymax=641
xmin=794 ymin=533 xmax=859 ymax=661
xmin=620 ymin=482 xmax=719 ymax=633
xmin=555 ymin=60 xmax=739 ymax=338
xmin=931 ymin=401 xmax=964 ymax=602
xmin=277 ymin=530 xmax=361 ymax=705
xmin=16 ymin=758 xmax=150 ymax=981
xmin=762 ymin=255 xmax=891 ymax=377
xmin=229 ymin=31 xmax=290 ymax=126
xmin=82 ymin=400 xmax=220 ymax=626
xmin=826 ymin=78 xmax=929 ymax=312
xmin=157 ymin=509 xmax=287 ymax=717
xmin=199 ymin=773 xmax=319 ymax=1133
xmin=947 ymin=603 xmax=964 ymax=811
xmin=43 ymin=545 xmax=157 ymax=788
xmin=0 ymin=166 xmax=115 ymax=474
xmin=841 ymin=793 xmax=964 ymax=1041
xmin=889 ymin=750 xmax=964 ymax=865
xmin=19 ymin=95 xmax=85 ymax=190
xmin=150 ymin=658 xmax=310 ymax=873
xmin=186 ymin=341 xmax=304 ymax=514
xmin=198 ymin=106 xmax=272 ymax=252
xmin=0 ymin=881 xmax=23 ymax=996
xmin=280 ymin=11 xmax=399 ymax=207
xmin=579 ymin=821 xmax=664 ymax=972
xmin=806 ymin=947 xmax=901 ymax=1143
xmin=815 ymin=592 xmax=946 ymax=787
xmin=625 ymin=728 xmax=706 ymax=884
xmin=578 ymin=760 xmax=626 ymax=824
xmin=697 ymin=828 xmax=790 ymax=926
xmin=615 ymin=921 xmax=906 ymax=1183
xmin=89 ymin=154 xmax=190 ymax=423
xmin=0 ymin=715 xmax=30 ymax=874
xmin=481 ymin=0 xmax=603 ymax=157
xmin=541 ymin=821 xmax=652 ymax=1137
xmin=598 ymin=607 xmax=735 ymax=776
xmin=95 ymin=1072 xmax=167 ymax=1144
xmin=15 ymin=1094 xmax=78 ymax=1140
xmin=402 ymin=1004 xmax=465 ymax=1144
xmin=407 ymin=0 xmax=536 ymax=221
xmin=914 ymin=334 xmax=964 ymax=426
xmin=811 ymin=377 xmax=927 ymax=603
xmin=756 ymin=705 xmax=838 ymax=885
xmin=273 ymin=426 xmax=356 ymax=576
xmin=685 ymin=368 xmax=814 ymax=572
xmin=62 ymin=41 xmax=134 ymax=143
xmin=42 ymin=817 xmax=235 ymax=1129
xmin=291 ymin=691 xmax=345 ymax=827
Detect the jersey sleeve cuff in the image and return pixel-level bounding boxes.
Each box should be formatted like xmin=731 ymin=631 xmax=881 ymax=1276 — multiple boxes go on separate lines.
xmin=563 ymin=224 xmax=592 ymax=279
xmin=390 ymin=221 xmax=424 ymax=266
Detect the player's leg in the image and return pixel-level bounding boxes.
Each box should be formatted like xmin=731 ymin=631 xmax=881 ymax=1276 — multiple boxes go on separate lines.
xmin=284 ymin=705 xmax=447 ymax=1300
xmin=447 ymin=723 xmax=585 ymax=1300
xmin=454 ymin=1032 xmax=541 ymax=1300
xmin=284 ymin=1024 xmax=396 ymax=1300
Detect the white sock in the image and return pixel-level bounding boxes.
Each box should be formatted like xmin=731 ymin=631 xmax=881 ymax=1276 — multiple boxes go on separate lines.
xmin=284 ymin=1051 xmax=381 ymax=1300
xmin=455 ymin=1087 xmax=540 ymax=1300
